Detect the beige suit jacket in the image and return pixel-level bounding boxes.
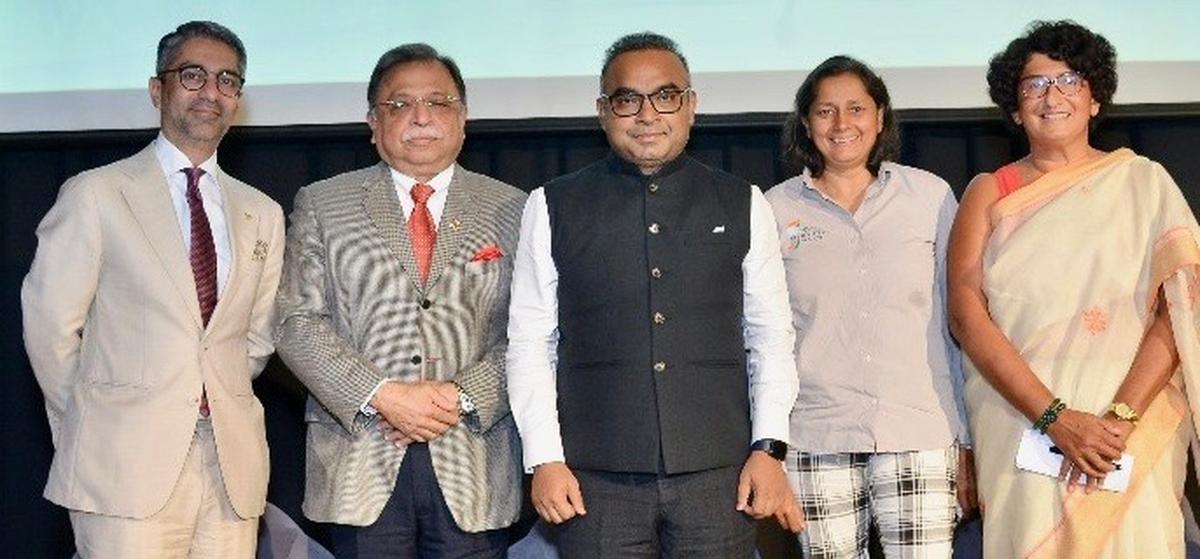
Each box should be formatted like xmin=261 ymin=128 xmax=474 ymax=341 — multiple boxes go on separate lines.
xmin=276 ymin=163 xmax=525 ymax=530
xmin=21 ymin=143 xmax=285 ymax=519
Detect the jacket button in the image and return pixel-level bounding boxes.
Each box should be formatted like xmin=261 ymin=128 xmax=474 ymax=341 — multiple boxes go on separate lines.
xmin=653 ymin=362 xmax=667 ymax=373
xmin=421 ymin=299 xmax=433 ymax=309
xmin=648 ymin=223 xmax=661 ymax=234
xmin=650 ymin=267 xmax=662 ymax=279
xmin=648 ymin=183 xmax=659 ymax=193
xmin=411 ymin=355 xmax=423 ymax=365
xmin=653 ymin=312 xmax=666 ymax=325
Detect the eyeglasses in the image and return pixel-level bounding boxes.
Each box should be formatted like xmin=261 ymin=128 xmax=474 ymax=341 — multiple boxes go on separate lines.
xmin=600 ymin=87 xmax=692 ymax=117
xmin=1019 ymin=71 xmax=1085 ymax=99
xmin=157 ymin=65 xmax=244 ymax=98
xmin=375 ymin=95 xmax=462 ymax=117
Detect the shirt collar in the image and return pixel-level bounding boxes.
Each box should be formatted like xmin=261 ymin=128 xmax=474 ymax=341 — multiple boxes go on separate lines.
xmin=794 ymin=163 xmax=894 ymax=199
xmin=390 ymin=164 xmax=455 ymax=197
xmin=154 ymin=133 xmax=217 ymax=182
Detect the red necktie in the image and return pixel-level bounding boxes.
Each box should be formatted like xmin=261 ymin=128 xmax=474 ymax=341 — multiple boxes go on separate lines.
xmin=409 ymin=183 xmax=436 ymax=285
xmin=183 ymin=167 xmax=216 ymax=416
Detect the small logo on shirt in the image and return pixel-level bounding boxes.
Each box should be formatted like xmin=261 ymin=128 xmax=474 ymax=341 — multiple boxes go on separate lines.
xmin=785 ymin=219 xmax=826 ymax=250
xmin=712 ymin=225 xmax=726 ymax=234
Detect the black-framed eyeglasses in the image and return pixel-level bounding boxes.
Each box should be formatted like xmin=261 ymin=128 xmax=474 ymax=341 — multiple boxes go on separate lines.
xmin=157 ymin=65 xmax=244 ymax=98
xmin=1019 ymin=71 xmax=1085 ymax=99
xmin=375 ymin=95 xmax=462 ymax=117
xmin=600 ymin=87 xmax=693 ymax=117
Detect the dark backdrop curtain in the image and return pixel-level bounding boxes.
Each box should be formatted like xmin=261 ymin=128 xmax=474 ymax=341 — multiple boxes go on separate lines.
xmin=2 ymin=105 xmax=1199 ymax=557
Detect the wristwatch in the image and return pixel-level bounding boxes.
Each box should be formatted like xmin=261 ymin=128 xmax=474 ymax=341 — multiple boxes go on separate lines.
xmin=750 ymin=438 xmax=788 ymax=461
xmin=1107 ymin=402 xmax=1139 ymax=425
xmin=453 ymin=382 xmax=476 ymax=417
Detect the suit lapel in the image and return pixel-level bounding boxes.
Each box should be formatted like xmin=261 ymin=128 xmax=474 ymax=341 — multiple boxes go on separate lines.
xmin=364 ymin=163 xmax=422 ymax=293
xmin=205 ymin=170 xmax=255 ymax=331
xmin=427 ymin=166 xmax=477 ymax=288
xmin=117 ymin=144 xmax=203 ymax=328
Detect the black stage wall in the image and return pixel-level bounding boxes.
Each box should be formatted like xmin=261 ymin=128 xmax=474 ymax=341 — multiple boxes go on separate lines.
xmin=3 ymin=106 xmax=1200 ymax=557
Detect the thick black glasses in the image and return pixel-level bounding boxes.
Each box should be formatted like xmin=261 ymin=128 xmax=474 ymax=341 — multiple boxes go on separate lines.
xmin=600 ymin=87 xmax=692 ymax=117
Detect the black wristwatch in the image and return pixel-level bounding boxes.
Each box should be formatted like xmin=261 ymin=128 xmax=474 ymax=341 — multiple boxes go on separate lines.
xmin=750 ymin=438 xmax=788 ymax=461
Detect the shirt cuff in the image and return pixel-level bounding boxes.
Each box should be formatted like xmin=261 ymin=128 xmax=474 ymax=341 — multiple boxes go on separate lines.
xmin=751 ymin=400 xmax=793 ymax=444
xmin=521 ymin=430 xmax=566 ymax=474
xmin=360 ymin=379 xmax=391 ymax=416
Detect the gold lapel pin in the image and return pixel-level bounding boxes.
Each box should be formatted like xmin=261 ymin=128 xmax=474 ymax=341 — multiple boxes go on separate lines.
xmin=448 ymin=219 xmax=461 ymax=231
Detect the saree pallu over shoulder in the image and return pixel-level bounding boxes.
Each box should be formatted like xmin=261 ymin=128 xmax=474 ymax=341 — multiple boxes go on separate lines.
xmin=966 ymin=148 xmax=1200 ymax=558
xmin=987 ymin=149 xmax=1135 ymax=243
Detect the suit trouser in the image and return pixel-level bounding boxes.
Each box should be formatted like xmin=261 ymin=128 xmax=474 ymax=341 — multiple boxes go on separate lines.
xmin=329 ymin=442 xmax=509 ymax=558
xmin=555 ymin=465 xmax=756 ymax=559
xmin=69 ymin=418 xmax=258 ymax=559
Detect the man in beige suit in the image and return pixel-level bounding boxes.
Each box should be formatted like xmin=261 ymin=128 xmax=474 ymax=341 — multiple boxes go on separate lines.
xmin=275 ymin=44 xmax=524 ymax=558
xmin=21 ymin=21 xmax=284 ymax=558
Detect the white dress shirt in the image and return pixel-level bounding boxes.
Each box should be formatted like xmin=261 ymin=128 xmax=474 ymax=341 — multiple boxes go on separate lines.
xmin=507 ymin=184 xmax=800 ymax=471
xmin=361 ymin=164 xmax=456 ymax=414
xmin=153 ymin=134 xmax=230 ymax=297
xmin=391 ymin=165 xmax=454 ymax=229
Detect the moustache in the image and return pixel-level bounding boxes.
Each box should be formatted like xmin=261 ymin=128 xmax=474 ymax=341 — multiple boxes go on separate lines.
xmin=403 ymin=130 xmax=445 ymax=142
xmin=188 ymin=100 xmax=223 ymax=116
xmin=628 ymin=127 xmax=668 ymax=137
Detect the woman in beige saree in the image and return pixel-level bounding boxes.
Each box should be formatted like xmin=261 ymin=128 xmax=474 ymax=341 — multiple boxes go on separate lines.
xmin=949 ymin=21 xmax=1200 ymax=558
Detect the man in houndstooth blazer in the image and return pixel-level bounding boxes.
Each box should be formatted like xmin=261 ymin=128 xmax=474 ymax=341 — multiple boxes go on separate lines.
xmin=275 ymin=44 xmax=525 ymax=557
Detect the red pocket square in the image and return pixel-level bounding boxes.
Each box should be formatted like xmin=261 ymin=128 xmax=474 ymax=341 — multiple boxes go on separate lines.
xmin=471 ymin=244 xmax=504 ymax=262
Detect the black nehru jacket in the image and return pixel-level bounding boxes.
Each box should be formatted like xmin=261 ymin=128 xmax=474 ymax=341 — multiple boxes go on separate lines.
xmin=543 ymin=152 xmax=752 ymax=475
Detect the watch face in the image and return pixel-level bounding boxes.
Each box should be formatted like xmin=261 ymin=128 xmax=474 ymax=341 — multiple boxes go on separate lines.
xmin=1109 ymin=402 xmax=1138 ymax=422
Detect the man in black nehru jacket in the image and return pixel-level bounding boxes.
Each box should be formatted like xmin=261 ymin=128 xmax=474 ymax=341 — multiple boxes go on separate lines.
xmin=506 ymin=31 xmax=805 ymax=558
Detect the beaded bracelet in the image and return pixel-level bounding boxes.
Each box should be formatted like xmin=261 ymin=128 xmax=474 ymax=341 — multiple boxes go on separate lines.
xmin=1033 ymin=397 xmax=1067 ymax=433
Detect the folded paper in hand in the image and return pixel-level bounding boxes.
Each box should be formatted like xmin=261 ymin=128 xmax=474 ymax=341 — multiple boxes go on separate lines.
xmin=1015 ymin=427 xmax=1132 ymax=492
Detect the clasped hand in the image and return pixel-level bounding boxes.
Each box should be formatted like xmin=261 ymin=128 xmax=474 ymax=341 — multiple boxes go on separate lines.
xmin=371 ymin=380 xmax=460 ymax=446
xmin=1046 ymin=409 xmax=1133 ymax=493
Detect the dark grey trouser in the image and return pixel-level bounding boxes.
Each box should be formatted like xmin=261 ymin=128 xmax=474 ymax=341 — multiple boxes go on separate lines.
xmin=555 ymin=465 xmax=755 ymax=559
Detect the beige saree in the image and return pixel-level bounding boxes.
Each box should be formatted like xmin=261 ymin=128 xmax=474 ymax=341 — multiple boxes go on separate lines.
xmin=965 ymin=148 xmax=1200 ymax=558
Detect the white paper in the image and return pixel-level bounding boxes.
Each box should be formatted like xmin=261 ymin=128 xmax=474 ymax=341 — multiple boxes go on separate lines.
xmin=1015 ymin=428 xmax=1133 ymax=493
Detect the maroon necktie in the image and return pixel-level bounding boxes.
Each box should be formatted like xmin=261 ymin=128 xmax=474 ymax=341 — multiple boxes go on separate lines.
xmin=183 ymin=167 xmax=215 ymax=416
xmin=409 ymin=183 xmax=436 ymax=284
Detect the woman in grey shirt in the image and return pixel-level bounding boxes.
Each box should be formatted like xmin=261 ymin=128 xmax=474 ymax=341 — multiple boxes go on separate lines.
xmin=764 ymin=55 xmax=975 ymax=559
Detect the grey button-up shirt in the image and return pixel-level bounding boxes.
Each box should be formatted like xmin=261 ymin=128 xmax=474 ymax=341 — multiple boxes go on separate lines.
xmin=765 ymin=162 xmax=969 ymax=453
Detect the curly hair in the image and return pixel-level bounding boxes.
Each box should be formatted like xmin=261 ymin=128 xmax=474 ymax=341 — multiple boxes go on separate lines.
xmin=781 ymin=55 xmax=899 ymax=178
xmin=986 ymin=20 xmax=1117 ymax=126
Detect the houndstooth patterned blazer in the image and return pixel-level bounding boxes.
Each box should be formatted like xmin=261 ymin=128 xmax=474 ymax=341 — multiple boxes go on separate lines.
xmin=275 ymin=163 xmax=525 ymax=530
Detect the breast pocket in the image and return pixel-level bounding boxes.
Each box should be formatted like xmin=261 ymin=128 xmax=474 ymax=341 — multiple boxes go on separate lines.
xmin=880 ymin=229 xmax=937 ymax=307
xmin=684 ymin=224 xmax=736 ymax=247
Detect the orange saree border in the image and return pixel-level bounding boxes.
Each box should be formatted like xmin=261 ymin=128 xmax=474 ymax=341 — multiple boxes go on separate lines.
xmin=1026 ymin=388 xmax=1186 ymax=559
xmin=1150 ymin=229 xmax=1200 ymax=313
xmin=989 ymin=148 xmax=1136 ymax=228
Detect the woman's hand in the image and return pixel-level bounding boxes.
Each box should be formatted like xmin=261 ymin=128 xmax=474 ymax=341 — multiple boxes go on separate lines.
xmin=1046 ymin=409 xmax=1125 ymax=493
xmin=956 ymin=448 xmax=980 ymax=519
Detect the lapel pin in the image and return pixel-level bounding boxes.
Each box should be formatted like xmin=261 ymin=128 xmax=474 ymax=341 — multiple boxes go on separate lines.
xmin=449 ymin=219 xmax=461 ymax=231
xmin=243 ymin=212 xmax=254 ymax=221
xmin=252 ymin=240 xmax=269 ymax=262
